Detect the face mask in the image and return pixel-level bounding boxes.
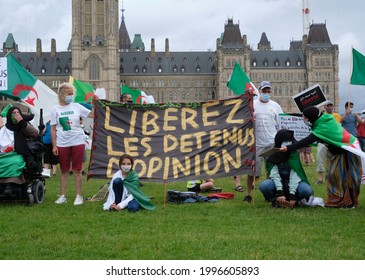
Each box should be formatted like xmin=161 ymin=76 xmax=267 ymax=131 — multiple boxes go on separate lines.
xmin=253 ymin=95 xmax=258 ymax=100
xmin=260 ymin=93 xmax=270 ymax=102
xmin=281 ymin=141 xmax=292 ymax=147
xmin=304 ymin=120 xmax=312 ymax=127
xmin=325 ymin=108 xmax=333 ymax=114
xmin=121 ymin=165 xmax=131 ymax=173
xmin=65 ymin=95 xmax=73 ymax=104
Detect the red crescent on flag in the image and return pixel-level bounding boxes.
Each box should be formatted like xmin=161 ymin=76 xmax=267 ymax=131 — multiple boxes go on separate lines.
xmin=13 ymin=84 xmax=39 ymax=99
xmin=136 ymin=96 xmax=144 ymax=104
xmin=85 ymin=92 xmax=94 ymax=101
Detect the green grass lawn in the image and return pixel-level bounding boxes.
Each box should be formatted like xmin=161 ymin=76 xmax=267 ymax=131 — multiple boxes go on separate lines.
xmin=1 ymin=151 xmax=365 ymax=260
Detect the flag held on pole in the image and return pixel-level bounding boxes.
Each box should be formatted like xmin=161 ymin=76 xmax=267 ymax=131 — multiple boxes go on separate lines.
xmin=350 ymin=48 xmax=365 ymax=86
xmin=227 ymin=62 xmax=258 ymax=95
xmin=69 ymin=76 xmax=95 ymax=103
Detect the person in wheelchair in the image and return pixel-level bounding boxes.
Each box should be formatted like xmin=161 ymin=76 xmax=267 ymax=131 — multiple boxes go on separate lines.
xmin=0 ymin=107 xmax=43 ymax=203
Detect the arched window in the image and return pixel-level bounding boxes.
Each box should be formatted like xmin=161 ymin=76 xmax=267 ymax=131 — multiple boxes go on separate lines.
xmin=89 ymin=56 xmax=100 ymax=80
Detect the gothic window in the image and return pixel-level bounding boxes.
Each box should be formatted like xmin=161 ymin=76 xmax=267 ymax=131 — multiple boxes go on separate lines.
xmin=133 ymin=57 xmax=136 ymax=62
xmin=211 ymin=65 xmax=216 ymax=73
xmin=134 ymin=66 xmax=139 ymax=73
xmin=263 ymin=59 xmax=268 ymax=67
xmin=89 ymin=56 xmax=100 ymax=80
xmin=64 ymin=67 xmax=69 ymax=74
xmin=196 ymin=65 xmax=201 ymax=72
xmin=183 ymin=57 xmax=187 ymax=62
xmin=142 ymin=65 xmax=147 ymax=73
xmin=57 ymin=67 xmax=62 ymax=74
xmin=30 ymin=57 xmax=34 ymax=63
xmin=173 ymin=65 xmax=178 ymax=73
xmin=145 ymin=57 xmax=149 ymax=62
xmin=181 ymin=66 xmax=185 ymax=73
xmin=182 ymin=92 xmax=186 ymax=100
xmin=56 ymin=57 xmax=60 ymax=63
xmin=297 ymin=59 xmax=302 ymax=66
xmin=274 ymin=59 xmax=280 ymax=66
xmin=41 ymin=66 xmax=46 ymax=74
xmin=157 ymin=65 xmax=162 ymax=73
xmin=286 ymin=59 xmax=291 ymax=67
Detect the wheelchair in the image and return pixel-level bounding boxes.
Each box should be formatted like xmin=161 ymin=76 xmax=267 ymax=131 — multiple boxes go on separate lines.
xmin=0 ymin=139 xmax=46 ymax=206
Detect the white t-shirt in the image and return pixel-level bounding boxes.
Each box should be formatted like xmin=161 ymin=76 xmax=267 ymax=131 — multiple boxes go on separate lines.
xmin=253 ymin=99 xmax=283 ymax=147
xmin=50 ymin=103 xmax=91 ymax=147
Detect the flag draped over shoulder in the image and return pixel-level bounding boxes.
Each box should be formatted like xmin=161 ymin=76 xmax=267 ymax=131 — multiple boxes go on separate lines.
xmin=350 ymin=48 xmax=365 ymax=85
xmin=312 ymin=114 xmax=365 ymax=158
xmin=0 ymin=54 xmax=58 ymax=122
xmin=227 ymin=62 xmax=258 ymax=95
xmin=121 ymin=85 xmax=155 ymax=104
xmin=69 ymin=76 xmax=94 ymax=103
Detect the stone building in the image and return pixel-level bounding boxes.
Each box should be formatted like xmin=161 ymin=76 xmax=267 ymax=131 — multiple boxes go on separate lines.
xmin=0 ymin=0 xmax=339 ymax=114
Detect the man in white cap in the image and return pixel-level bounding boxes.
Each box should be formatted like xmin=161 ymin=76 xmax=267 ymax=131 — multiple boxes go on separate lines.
xmin=234 ymin=81 xmax=283 ymax=203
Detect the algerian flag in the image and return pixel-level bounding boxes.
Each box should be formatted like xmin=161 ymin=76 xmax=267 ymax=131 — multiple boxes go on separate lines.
xmin=121 ymin=85 xmax=155 ymax=104
xmin=0 ymin=54 xmax=58 ymax=123
xmin=227 ymin=62 xmax=259 ymax=95
xmin=312 ymin=114 xmax=365 ymax=158
xmin=69 ymin=76 xmax=94 ymax=103
xmin=350 ymin=48 xmax=365 ymax=85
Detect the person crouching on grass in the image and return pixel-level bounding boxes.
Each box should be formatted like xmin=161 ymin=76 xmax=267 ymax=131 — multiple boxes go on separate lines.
xmin=103 ymin=154 xmax=156 ymax=212
xmin=259 ymin=129 xmax=314 ymax=208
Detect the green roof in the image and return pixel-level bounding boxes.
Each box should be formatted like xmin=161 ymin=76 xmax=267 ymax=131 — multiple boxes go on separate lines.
xmin=4 ymin=33 xmax=16 ymax=48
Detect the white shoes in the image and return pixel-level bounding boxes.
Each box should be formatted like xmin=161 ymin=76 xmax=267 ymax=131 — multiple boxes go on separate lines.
xmin=41 ymin=168 xmax=51 ymax=178
xmin=74 ymin=194 xmax=84 ymax=206
xmin=55 ymin=195 xmax=67 ymax=204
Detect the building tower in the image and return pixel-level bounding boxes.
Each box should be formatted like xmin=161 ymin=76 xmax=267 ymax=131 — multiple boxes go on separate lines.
xmin=72 ymin=0 xmax=120 ymax=101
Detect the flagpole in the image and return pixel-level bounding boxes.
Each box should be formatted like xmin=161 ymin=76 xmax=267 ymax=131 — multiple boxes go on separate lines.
xmin=347 ymin=46 xmax=353 ymax=107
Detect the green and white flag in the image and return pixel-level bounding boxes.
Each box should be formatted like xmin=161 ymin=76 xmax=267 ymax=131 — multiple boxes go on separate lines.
xmin=350 ymin=48 xmax=365 ymax=86
xmin=121 ymin=85 xmax=155 ymax=104
xmin=227 ymin=62 xmax=259 ymax=95
xmin=69 ymin=76 xmax=94 ymax=103
xmin=0 ymin=54 xmax=58 ymax=122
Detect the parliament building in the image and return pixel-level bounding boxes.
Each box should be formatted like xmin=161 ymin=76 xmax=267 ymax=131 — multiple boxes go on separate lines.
xmin=0 ymin=0 xmax=339 ymax=113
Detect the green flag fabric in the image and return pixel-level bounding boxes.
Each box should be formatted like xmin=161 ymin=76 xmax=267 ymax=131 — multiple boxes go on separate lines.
xmin=121 ymin=85 xmax=142 ymax=103
xmin=227 ymin=62 xmax=255 ymax=95
xmin=121 ymin=85 xmax=155 ymax=104
xmin=0 ymin=54 xmax=58 ymax=121
xmin=69 ymin=76 xmax=94 ymax=103
xmin=0 ymin=103 xmax=12 ymax=117
xmin=350 ymin=48 xmax=365 ymax=85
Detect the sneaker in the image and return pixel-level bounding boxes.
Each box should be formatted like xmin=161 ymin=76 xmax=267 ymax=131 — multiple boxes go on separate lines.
xmin=243 ymin=195 xmax=252 ymax=203
xmin=74 ymin=195 xmax=84 ymax=206
xmin=41 ymin=168 xmax=51 ymax=177
xmin=55 ymin=195 xmax=67 ymax=204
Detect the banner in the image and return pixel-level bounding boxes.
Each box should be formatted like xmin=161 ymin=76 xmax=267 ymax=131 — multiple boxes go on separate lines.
xmin=279 ymin=113 xmax=310 ymax=141
xmin=88 ymin=95 xmax=255 ymax=182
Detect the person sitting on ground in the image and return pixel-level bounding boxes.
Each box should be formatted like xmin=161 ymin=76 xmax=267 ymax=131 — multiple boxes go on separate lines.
xmin=103 ymin=154 xmax=155 ymax=212
xmin=259 ymin=129 xmax=314 ymax=208
xmin=186 ymin=178 xmax=220 ymax=193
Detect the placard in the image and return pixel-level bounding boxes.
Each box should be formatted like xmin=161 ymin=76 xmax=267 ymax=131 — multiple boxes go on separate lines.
xmin=292 ymin=83 xmax=326 ymax=112
xmin=0 ymin=57 xmax=8 ymax=91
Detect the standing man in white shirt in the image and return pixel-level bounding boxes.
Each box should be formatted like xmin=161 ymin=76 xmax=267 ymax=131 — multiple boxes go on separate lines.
xmin=235 ymin=81 xmax=283 ymax=203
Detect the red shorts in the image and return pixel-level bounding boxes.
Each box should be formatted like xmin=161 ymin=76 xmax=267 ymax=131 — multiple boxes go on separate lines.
xmin=58 ymin=144 xmax=85 ymax=172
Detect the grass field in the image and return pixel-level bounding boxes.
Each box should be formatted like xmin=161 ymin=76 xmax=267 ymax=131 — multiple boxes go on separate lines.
xmin=1 ymin=150 xmax=365 ymax=260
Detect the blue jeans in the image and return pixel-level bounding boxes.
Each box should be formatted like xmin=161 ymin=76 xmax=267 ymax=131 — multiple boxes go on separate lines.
xmin=113 ymin=178 xmax=140 ymax=212
xmin=259 ymin=179 xmax=313 ymax=202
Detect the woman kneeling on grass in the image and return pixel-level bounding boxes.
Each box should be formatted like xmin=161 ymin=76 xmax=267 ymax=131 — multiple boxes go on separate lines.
xmin=103 ymin=154 xmax=155 ymax=212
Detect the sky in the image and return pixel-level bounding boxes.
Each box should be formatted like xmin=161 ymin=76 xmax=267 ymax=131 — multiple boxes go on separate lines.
xmin=0 ymin=0 xmax=364 ymax=113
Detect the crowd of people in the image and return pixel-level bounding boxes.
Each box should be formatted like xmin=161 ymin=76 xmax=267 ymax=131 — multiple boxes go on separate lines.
xmin=1 ymin=79 xmax=364 ymax=210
